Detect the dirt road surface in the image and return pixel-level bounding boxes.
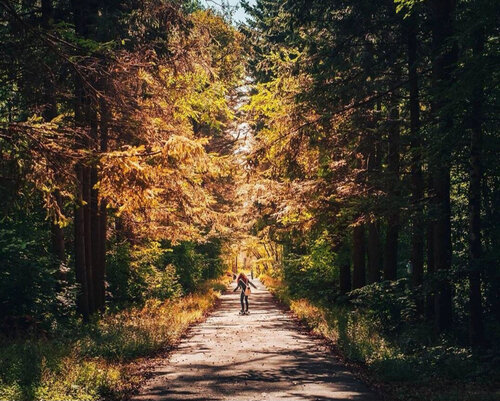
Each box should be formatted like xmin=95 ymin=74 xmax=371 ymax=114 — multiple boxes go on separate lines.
xmin=132 ymin=279 xmax=380 ymax=401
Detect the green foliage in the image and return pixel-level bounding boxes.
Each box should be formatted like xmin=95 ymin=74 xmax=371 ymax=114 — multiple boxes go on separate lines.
xmin=153 ymin=264 xmax=184 ymax=300
xmin=106 ymin=237 xmax=226 ymax=309
xmin=0 ymin=191 xmax=73 ymax=331
xmin=106 ymin=240 xmax=134 ymax=307
xmin=263 ymin=275 xmax=500 ymax=400
xmin=348 ymin=279 xmax=418 ymax=335
xmin=245 ymin=0 xmax=499 ymax=340
xmin=283 ymin=232 xmax=338 ymax=301
xmin=161 ymin=239 xmax=226 ymax=293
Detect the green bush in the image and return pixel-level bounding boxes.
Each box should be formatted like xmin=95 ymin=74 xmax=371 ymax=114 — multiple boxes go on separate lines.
xmin=283 ymin=232 xmax=338 ymax=301
xmin=106 ymin=240 xmax=184 ymax=308
xmin=0 ymin=197 xmax=72 ymax=333
xmin=263 ymin=274 xmax=500 ymax=400
xmin=161 ymin=239 xmax=226 ymax=293
xmin=106 ymin=238 xmax=225 ymax=309
xmin=348 ymin=279 xmax=418 ymax=335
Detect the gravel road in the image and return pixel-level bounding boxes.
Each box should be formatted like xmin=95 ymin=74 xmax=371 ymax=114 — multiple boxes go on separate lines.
xmin=132 ymin=278 xmax=379 ymax=401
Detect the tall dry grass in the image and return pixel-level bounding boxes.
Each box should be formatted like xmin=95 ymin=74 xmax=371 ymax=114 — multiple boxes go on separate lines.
xmin=0 ymin=277 xmax=230 ymax=401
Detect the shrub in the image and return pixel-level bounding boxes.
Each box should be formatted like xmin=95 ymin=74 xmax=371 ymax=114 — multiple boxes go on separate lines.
xmin=283 ymin=232 xmax=338 ymax=302
xmin=348 ymin=279 xmax=418 ymax=335
xmin=262 ymin=274 xmax=500 ymax=401
xmin=0 ymin=277 xmax=228 ymax=400
xmin=0 ymin=199 xmax=71 ymax=333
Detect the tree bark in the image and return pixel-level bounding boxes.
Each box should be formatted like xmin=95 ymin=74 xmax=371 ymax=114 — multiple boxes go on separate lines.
xmin=339 ymin=238 xmax=351 ymax=295
xmin=405 ymin=13 xmax=424 ymax=313
xmin=481 ymin=176 xmax=500 ymax=322
xmin=90 ymin=163 xmax=100 ymax=310
xmin=74 ymin=165 xmax=90 ymax=320
xmin=468 ymin=26 xmax=484 ymax=345
xmin=430 ymin=0 xmax=456 ymax=332
xmin=71 ymin=0 xmax=99 ymax=316
xmin=425 ymin=183 xmax=436 ymax=321
xmin=73 ymin=74 xmax=89 ymax=317
xmin=50 ymin=215 xmax=65 ymax=265
xmin=94 ymin=98 xmax=109 ymax=311
xmin=367 ymin=107 xmax=383 ymax=285
xmin=83 ymin=164 xmax=95 ymax=314
xmin=339 ymin=262 xmax=351 ymax=295
xmin=384 ymin=98 xmax=400 ymax=281
xmin=352 ymin=225 xmax=366 ymax=289
xmin=367 ymin=222 xmax=382 ymax=283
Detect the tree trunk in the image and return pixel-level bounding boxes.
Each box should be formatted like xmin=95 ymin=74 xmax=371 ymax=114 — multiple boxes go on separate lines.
xmin=367 ymin=222 xmax=382 ymax=283
xmin=407 ymin=13 xmax=424 ymax=284
xmin=406 ymin=13 xmax=424 ymax=312
xmin=384 ymin=99 xmax=400 ymax=281
xmin=384 ymin=215 xmax=399 ymax=281
xmin=425 ymin=183 xmax=436 ymax=321
xmin=74 ymin=165 xmax=90 ymax=320
xmin=481 ymin=177 xmax=500 ymax=322
xmin=71 ymin=0 xmax=99 ymax=316
xmin=468 ymin=26 xmax=484 ymax=345
xmin=50 ymin=216 xmax=65 ymax=265
xmin=90 ymin=164 xmax=100 ymax=310
xmin=339 ymin=262 xmax=351 ymax=295
xmin=352 ymin=225 xmax=366 ymax=289
xmin=73 ymin=77 xmax=89 ymax=317
xmin=82 ymin=164 xmax=95 ymax=314
xmin=90 ymin=104 xmax=104 ymax=312
xmin=430 ymin=0 xmax=456 ymax=332
xmin=432 ymin=167 xmax=453 ymax=332
xmin=367 ymin=107 xmax=383 ymax=285
xmin=339 ymin=238 xmax=352 ymax=295
xmin=94 ymin=98 xmax=109 ymax=311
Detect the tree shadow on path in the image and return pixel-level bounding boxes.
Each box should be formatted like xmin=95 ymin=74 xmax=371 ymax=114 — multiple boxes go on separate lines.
xmin=132 ymin=280 xmax=380 ymax=401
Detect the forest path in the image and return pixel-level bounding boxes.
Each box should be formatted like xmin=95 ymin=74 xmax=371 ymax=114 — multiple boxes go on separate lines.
xmin=132 ymin=279 xmax=379 ymax=401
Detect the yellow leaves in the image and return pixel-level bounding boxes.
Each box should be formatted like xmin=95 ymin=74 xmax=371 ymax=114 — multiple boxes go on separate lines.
xmin=265 ymin=47 xmax=303 ymax=74
xmin=49 ymin=114 xmax=66 ymax=124
xmin=137 ymin=68 xmax=155 ymax=85
xmin=280 ymin=208 xmax=314 ymax=226
xmin=188 ymin=10 xmax=245 ymax=84
xmin=2 ymin=7 xmax=244 ymax=247
xmin=99 ymin=133 xmax=225 ymax=241
xmin=246 ymin=75 xmax=307 ymax=135
xmin=26 ymin=114 xmax=44 ymax=124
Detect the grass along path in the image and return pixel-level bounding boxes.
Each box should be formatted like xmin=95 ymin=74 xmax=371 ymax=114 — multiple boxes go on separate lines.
xmin=0 ymin=279 xmax=229 ymax=401
xmin=260 ymin=275 xmax=499 ymax=401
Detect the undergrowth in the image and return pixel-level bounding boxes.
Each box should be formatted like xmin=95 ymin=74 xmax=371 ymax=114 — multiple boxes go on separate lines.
xmin=260 ymin=274 xmax=500 ymax=401
xmin=0 ymin=277 xmax=230 ymax=401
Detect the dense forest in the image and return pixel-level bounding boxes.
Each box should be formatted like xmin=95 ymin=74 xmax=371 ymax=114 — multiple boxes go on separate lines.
xmin=0 ymin=0 xmax=244 ymax=398
xmin=0 ymin=0 xmax=498 ymax=400
xmin=0 ymin=0 xmax=243 ymax=319
xmin=240 ymin=0 xmax=499 ymax=398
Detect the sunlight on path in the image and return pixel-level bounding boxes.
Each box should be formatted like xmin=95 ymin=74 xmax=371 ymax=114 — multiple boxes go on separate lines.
xmin=132 ymin=279 xmax=379 ymax=401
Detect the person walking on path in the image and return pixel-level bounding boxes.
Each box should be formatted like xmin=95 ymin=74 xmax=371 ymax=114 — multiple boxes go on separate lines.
xmin=233 ymin=272 xmax=257 ymax=314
